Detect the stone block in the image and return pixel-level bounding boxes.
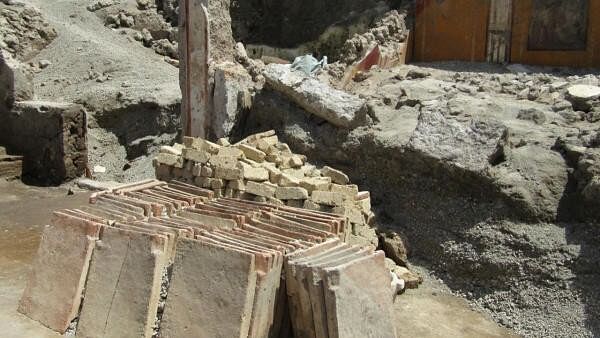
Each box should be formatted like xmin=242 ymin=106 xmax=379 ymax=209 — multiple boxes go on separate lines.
xmin=218 ymin=146 xmax=244 ymax=159
xmin=311 ymin=190 xmax=345 ymax=207
xmin=255 ymin=135 xmax=279 ymax=152
xmin=286 ymin=199 xmax=304 ymax=208
xmin=77 ymin=227 xmax=168 ymax=338
xmin=18 ymin=213 xmax=103 ymax=333
xmin=160 ymin=145 xmax=183 ymax=155
xmin=228 ymin=179 xmax=246 ymax=191
xmin=183 ymin=137 xmax=221 ymax=154
xmin=238 ymin=144 xmax=266 ymax=162
xmin=330 ymin=184 xmax=359 ymax=198
xmin=276 ymin=186 xmax=309 ymax=200
xmin=244 ymin=166 xmax=270 ymax=182
xmin=246 ymin=181 xmax=277 ymax=198
xmin=182 ymin=148 xmax=210 ymax=164
xmin=321 ymin=166 xmax=349 ymax=185
xmin=214 ymin=167 xmax=243 ymax=180
xmin=0 ymin=101 xmax=87 ymax=185
xmin=332 ymin=204 xmax=365 ymax=224
xmin=201 ymin=165 xmax=213 ymax=177
xmin=300 ymin=177 xmax=332 ymax=193
xmin=157 ymin=153 xmax=184 ymax=168
xmin=210 ymin=155 xmax=238 ymax=169
xmin=160 ymin=239 xmax=257 ymax=338
xmin=264 ymin=64 xmax=368 ymax=129
xmin=278 ymin=172 xmax=300 ymax=187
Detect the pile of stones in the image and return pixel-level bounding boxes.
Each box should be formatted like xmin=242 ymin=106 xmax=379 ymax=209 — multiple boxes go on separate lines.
xmin=154 ymin=130 xmax=378 ymax=248
xmin=18 ymin=179 xmax=399 ymax=338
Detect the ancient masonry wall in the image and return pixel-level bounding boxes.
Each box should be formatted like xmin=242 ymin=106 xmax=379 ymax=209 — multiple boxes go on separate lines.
xmin=0 ymin=101 xmax=87 ymax=185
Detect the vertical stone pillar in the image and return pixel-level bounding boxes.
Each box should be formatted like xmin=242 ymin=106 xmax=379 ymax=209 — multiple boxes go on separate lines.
xmin=180 ymin=0 xmax=210 ymax=138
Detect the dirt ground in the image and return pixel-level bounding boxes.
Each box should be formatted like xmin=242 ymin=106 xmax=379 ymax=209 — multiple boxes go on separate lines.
xmin=0 ymin=179 xmax=516 ymax=338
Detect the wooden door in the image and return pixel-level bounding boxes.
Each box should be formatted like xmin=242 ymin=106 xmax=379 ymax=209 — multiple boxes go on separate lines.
xmin=413 ymin=0 xmax=491 ymax=62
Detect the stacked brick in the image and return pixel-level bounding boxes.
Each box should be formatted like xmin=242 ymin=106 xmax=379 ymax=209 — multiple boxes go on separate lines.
xmin=154 ymin=131 xmax=377 ymax=247
xmin=18 ymin=179 xmax=398 ymax=338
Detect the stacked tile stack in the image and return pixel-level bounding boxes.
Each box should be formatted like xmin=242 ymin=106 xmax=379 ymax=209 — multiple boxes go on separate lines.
xmin=287 ymin=242 xmax=397 ymax=338
xmin=18 ymin=179 xmax=397 ymax=338
xmin=154 ymin=131 xmax=377 ymax=247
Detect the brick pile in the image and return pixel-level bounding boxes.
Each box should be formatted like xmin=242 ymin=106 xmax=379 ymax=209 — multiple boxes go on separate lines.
xmin=18 ymin=179 xmax=398 ymax=338
xmin=154 ymin=130 xmax=378 ymax=247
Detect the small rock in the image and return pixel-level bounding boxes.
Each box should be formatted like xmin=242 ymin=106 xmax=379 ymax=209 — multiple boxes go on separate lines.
xmin=406 ymin=69 xmax=431 ymax=79
xmin=517 ymin=108 xmax=546 ymax=125
xmin=379 ymin=230 xmax=409 ymax=266
xmin=586 ymin=111 xmax=600 ymax=123
xmin=38 ymin=60 xmax=51 ymax=69
xmin=552 ymin=100 xmax=572 ymax=112
xmin=560 ymin=110 xmax=583 ymax=123
xmin=136 ymin=0 xmax=150 ymax=10
xmin=93 ymin=165 xmax=106 ymax=173
xmin=505 ymin=63 xmax=532 ymax=74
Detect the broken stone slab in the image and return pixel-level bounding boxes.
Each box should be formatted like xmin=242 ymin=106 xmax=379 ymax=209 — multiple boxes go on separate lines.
xmin=263 ymin=64 xmax=368 ymax=129
xmin=244 ymin=166 xmax=270 ymax=182
xmin=77 ymin=226 xmax=168 ymax=338
xmin=323 ymin=251 xmax=397 ymax=338
xmin=311 ymin=190 xmax=345 ymax=207
xmin=275 ymin=186 xmax=309 ymax=200
xmin=321 ymin=166 xmax=349 ymax=185
xmin=160 ymin=238 xmax=258 ymax=338
xmin=238 ymin=144 xmax=267 ymax=162
xmin=18 ymin=213 xmax=103 ymax=333
xmin=246 ymin=181 xmax=277 ymax=198
xmin=408 ymin=109 xmax=508 ymax=173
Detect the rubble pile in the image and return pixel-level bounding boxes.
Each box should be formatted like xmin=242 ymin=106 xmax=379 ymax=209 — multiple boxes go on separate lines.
xmin=154 ymin=131 xmax=379 ymax=248
xmin=18 ymin=179 xmax=399 ymax=337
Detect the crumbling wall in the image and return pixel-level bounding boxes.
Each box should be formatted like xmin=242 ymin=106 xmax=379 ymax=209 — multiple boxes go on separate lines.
xmin=0 ymin=102 xmax=87 ymax=185
xmin=231 ymin=0 xmax=403 ymax=60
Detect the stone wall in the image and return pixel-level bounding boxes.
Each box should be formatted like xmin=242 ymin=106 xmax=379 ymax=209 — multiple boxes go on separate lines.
xmin=0 ymin=101 xmax=87 ymax=185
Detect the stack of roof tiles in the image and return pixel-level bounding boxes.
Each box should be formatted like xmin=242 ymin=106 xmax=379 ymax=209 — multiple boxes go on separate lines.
xmin=154 ymin=131 xmax=378 ymax=248
xmin=18 ymin=179 xmax=397 ymax=338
